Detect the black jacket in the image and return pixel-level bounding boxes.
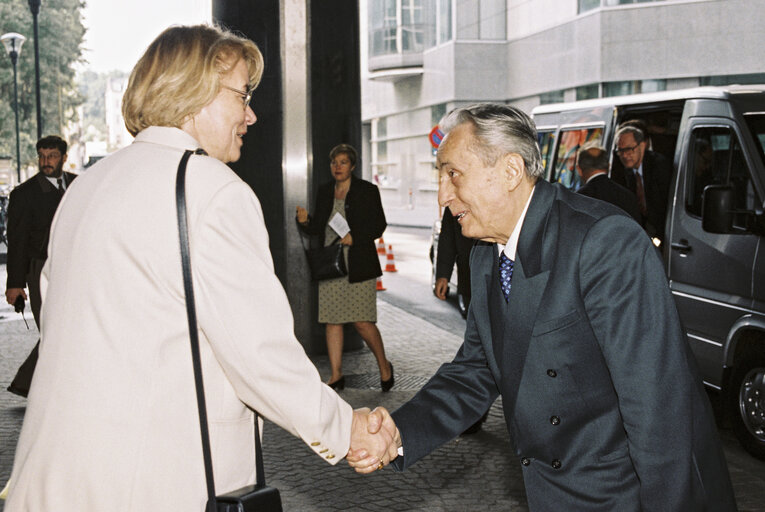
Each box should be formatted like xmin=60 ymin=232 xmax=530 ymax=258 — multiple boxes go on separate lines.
xmin=577 ymin=174 xmax=642 ymax=224
xmin=299 ymin=176 xmax=386 ymax=283
xmin=435 ymin=208 xmax=475 ymax=297
xmin=6 ymin=171 xmax=77 ymax=289
xmin=612 ymin=150 xmax=672 ymax=240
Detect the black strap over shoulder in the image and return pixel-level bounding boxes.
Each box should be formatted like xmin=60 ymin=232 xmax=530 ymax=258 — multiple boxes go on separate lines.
xmin=176 ymin=149 xmax=266 ymax=512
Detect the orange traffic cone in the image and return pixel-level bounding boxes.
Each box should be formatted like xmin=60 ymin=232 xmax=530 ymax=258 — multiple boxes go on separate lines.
xmin=384 ymin=244 xmax=398 ymax=272
xmin=376 ymin=275 xmax=386 ymax=291
xmin=377 ymin=237 xmax=387 ymax=255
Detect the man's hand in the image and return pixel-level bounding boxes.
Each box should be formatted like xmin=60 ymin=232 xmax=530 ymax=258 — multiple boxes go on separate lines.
xmin=295 ymin=206 xmax=309 ymax=224
xmin=6 ymin=288 xmax=26 ymax=306
xmin=347 ymin=407 xmax=400 ymax=473
xmin=340 ymin=233 xmax=353 ymax=246
xmin=434 ymin=277 xmax=449 ymax=300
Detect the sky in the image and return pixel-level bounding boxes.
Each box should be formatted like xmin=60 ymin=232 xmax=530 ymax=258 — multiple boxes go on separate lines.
xmin=80 ymin=0 xmax=212 ymax=73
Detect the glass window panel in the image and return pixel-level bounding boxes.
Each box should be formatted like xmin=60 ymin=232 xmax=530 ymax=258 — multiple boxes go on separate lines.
xmin=700 ymin=72 xmax=765 ymax=86
xmin=551 ymin=127 xmax=605 ymax=191
xmin=431 ymin=103 xmax=447 ymax=126
xmin=438 ymin=0 xmax=452 ymax=43
xmin=539 ymin=90 xmax=565 ymax=105
xmin=603 ymin=81 xmax=637 ymax=97
xmin=640 ymin=79 xmax=666 ymax=93
xmin=686 ymin=126 xmax=756 ymax=226
xmin=576 ymin=84 xmax=599 ymax=101
xmin=744 ymin=114 xmax=765 ymax=171
xmin=456 ymin=0 xmax=479 ymax=39
xmin=480 ymin=0 xmax=506 ymax=40
xmin=538 ymin=131 xmax=556 ymax=176
xmin=579 ymin=0 xmax=601 ymax=13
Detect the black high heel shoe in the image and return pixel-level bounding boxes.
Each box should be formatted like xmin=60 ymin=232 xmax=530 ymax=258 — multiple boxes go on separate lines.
xmin=381 ymin=362 xmax=394 ymax=392
xmin=328 ymin=376 xmax=345 ymax=390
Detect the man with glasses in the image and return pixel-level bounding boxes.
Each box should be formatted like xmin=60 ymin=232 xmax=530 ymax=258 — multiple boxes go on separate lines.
xmin=5 ymin=135 xmax=77 ymax=397
xmin=612 ymin=124 xmax=672 ymax=243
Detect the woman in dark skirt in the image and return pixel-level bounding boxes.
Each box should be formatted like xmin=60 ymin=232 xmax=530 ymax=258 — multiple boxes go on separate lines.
xmin=297 ymin=144 xmax=393 ymax=392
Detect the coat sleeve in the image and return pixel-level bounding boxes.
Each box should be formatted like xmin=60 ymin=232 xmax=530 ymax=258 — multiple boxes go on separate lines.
xmin=6 ymin=187 xmax=31 ymax=289
xmin=391 ymin=305 xmax=499 ymax=471
xmin=192 ymin=180 xmax=353 ymax=464
xmin=578 ymin=215 xmax=706 ymax=510
xmin=348 ymin=181 xmax=386 ymax=245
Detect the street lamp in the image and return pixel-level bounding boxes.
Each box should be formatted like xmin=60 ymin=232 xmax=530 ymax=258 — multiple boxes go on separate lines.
xmin=28 ymin=0 xmax=42 ymax=139
xmin=1 ymin=32 xmax=26 ymax=183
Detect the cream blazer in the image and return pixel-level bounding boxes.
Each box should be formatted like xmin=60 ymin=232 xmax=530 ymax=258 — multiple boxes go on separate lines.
xmin=6 ymin=127 xmax=353 ymax=511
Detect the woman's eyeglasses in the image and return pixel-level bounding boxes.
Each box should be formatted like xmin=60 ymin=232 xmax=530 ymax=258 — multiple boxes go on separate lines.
xmin=221 ymin=85 xmax=254 ymax=109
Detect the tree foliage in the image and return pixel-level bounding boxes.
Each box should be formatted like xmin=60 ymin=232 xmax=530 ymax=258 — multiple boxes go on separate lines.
xmin=0 ymin=0 xmax=86 ymax=169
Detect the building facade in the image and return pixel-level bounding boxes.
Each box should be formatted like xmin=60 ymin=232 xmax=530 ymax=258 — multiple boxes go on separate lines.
xmin=360 ymin=0 xmax=765 ymax=226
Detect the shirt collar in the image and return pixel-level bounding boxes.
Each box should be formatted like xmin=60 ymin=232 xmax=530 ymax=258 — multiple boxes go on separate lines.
xmin=634 ymin=162 xmax=643 ymax=177
xmin=497 ymin=186 xmax=535 ymax=260
xmin=46 ymin=175 xmax=64 ymax=188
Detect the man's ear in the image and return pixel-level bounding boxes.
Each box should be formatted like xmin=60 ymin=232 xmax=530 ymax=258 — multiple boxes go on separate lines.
xmin=503 ymin=153 xmax=526 ymax=190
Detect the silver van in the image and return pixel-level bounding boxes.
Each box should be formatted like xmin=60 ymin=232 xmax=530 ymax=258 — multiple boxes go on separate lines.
xmin=532 ymin=85 xmax=765 ymax=460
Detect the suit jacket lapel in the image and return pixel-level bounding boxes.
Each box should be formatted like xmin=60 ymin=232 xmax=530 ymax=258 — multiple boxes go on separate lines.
xmin=498 ymin=180 xmax=554 ymax=419
xmin=470 ymin=243 xmax=502 ymax=379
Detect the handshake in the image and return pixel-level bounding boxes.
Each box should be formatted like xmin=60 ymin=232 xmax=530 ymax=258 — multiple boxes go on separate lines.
xmin=347 ymin=407 xmax=400 ymax=473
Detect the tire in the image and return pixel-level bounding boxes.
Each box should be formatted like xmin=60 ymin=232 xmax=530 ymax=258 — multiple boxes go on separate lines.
xmin=726 ymin=353 xmax=765 ymax=460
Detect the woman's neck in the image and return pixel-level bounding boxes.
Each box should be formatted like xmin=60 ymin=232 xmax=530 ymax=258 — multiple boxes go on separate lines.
xmin=334 ymin=178 xmax=351 ymax=198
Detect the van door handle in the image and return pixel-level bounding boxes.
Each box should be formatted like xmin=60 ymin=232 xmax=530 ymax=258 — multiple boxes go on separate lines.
xmin=671 ymin=240 xmax=691 ymax=254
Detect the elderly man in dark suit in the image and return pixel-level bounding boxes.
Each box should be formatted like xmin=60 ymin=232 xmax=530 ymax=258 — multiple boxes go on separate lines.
xmin=576 ymin=142 xmax=641 ymax=224
xmin=6 ymin=135 xmax=77 ymax=397
xmin=350 ymin=104 xmax=736 ymax=510
xmin=612 ymin=124 xmax=672 ymax=242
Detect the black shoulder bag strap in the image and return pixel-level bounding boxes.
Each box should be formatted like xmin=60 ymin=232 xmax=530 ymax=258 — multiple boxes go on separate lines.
xmin=176 ymin=149 xmax=267 ymax=512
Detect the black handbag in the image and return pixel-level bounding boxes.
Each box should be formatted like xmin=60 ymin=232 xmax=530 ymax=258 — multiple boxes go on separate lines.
xmin=176 ymin=150 xmax=283 ymax=512
xmin=297 ymin=220 xmax=348 ymax=281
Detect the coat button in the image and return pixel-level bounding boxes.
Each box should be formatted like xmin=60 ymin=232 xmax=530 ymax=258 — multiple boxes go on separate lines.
xmin=521 ymin=457 xmax=530 ymax=466
xmin=547 ymin=369 xmax=557 ymax=378
xmin=550 ymin=415 xmax=560 ymax=426
xmin=551 ymin=459 xmax=562 ymax=469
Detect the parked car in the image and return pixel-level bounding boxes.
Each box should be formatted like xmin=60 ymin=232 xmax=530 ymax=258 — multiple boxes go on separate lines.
xmin=531 ymin=85 xmax=765 ymax=460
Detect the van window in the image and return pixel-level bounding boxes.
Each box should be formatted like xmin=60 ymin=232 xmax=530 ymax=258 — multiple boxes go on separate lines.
xmin=538 ymin=130 xmax=556 ymax=175
xmin=744 ymin=113 xmax=765 ymax=170
xmin=551 ymin=127 xmax=604 ymax=191
xmin=686 ymin=126 xmax=756 ymax=227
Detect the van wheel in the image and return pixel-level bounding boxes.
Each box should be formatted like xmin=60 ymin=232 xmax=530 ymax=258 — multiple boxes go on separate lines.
xmin=727 ymin=354 xmax=765 ymax=460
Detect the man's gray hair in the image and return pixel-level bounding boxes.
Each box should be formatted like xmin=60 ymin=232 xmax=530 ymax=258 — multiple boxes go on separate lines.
xmin=440 ymin=103 xmax=544 ymax=179
xmin=615 ymin=124 xmax=646 ymax=144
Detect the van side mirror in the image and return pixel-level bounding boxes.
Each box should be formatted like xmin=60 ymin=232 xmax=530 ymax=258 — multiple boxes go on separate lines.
xmin=702 ymin=185 xmax=735 ymax=233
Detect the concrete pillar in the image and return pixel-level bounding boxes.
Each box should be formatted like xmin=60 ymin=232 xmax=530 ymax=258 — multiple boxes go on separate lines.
xmin=213 ymin=0 xmax=362 ymax=354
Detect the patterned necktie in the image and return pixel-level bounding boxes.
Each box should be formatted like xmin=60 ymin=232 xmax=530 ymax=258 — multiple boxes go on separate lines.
xmin=499 ymin=252 xmax=514 ymax=302
xmin=57 ymin=177 xmax=64 ymax=193
xmin=634 ymin=170 xmax=647 ymax=216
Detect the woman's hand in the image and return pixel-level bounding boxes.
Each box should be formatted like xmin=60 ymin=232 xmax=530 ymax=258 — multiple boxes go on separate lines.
xmin=296 ymin=206 xmax=309 ymax=224
xmin=341 ymin=233 xmax=353 ymax=246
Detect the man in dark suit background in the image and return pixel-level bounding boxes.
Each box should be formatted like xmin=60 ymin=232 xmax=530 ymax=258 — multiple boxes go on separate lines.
xmin=611 ymin=124 xmax=672 ymax=243
xmin=576 ymin=142 xmax=641 ymax=224
xmin=351 ymin=104 xmax=736 ymax=510
xmin=6 ymin=135 xmax=77 ymax=397
xmin=433 ymin=207 xmax=474 ymax=315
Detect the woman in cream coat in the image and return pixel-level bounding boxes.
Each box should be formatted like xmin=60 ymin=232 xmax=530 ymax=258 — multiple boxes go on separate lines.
xmin=5 ymin=25 xmax=395 ymax=511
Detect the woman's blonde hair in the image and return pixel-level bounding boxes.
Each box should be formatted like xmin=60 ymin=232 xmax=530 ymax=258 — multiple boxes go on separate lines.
xmin=122 ymin=24 xmax=264 ymax=136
